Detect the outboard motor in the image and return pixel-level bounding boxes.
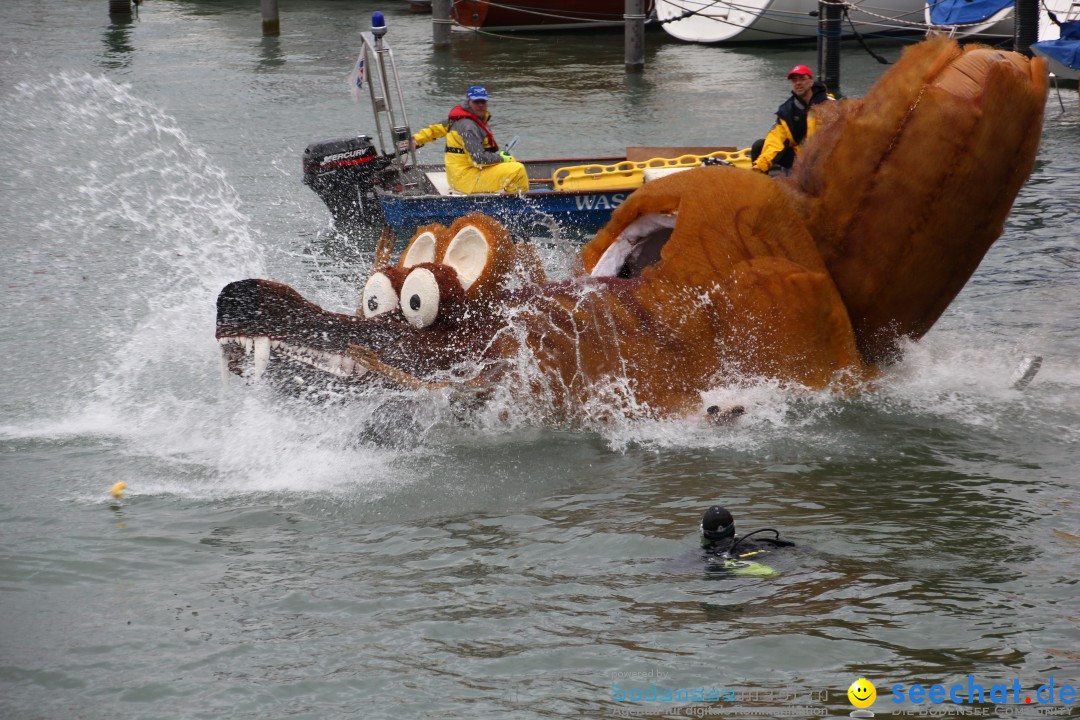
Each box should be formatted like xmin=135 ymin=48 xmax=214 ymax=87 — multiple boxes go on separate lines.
xmin=302 ymin=135 xmax=390 ymax=229
xmin=303 ymin=14 xmax=417 ymax=235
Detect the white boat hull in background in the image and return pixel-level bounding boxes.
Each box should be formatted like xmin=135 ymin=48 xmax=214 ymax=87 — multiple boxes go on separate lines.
xmin=923 ymin=0 xmax=1077 ymax=43
xmin=656 ymin=0 xmax=926 ymax=43
xmin=1034 ymin=51 xmax=1079 ymax=78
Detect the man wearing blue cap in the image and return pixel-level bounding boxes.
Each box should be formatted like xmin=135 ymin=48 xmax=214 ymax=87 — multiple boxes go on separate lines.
xmin=413 ymin=85 xmax=529 ymax=194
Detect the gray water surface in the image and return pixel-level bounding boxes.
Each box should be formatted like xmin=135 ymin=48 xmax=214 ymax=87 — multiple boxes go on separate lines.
xmin=2 ymin=2 xmax=1079 ymax=719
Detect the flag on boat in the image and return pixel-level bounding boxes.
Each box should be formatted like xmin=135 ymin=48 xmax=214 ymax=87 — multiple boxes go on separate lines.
xmin=348 ymin=54 xmax=365 ymax=102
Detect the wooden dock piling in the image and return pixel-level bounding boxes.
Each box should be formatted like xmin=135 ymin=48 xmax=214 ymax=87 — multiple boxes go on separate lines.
xmin=816 ymin=0 xmax=842 ymax=94
xmin=625 ymin=0 xmax=645 ymax=73
xmin=433 ymin=0 xmax=452 ymax=46
xmin=1013 ymin=0 xmax=1038 ymax=56
xmin=261 ymin=0 xmax=280 ymax=36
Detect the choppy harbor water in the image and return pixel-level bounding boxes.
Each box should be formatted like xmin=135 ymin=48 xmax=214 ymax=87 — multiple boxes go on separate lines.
xmin=1 ymin=1 xmax=1078 ymax=718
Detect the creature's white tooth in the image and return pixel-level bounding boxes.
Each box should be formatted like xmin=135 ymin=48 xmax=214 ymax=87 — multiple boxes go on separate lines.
xmin=271 ymin=339 xmax=281 ymax=349
xmin=340 ymin=355 xmax=356 ymax=376
xmin=218 ymin=337 xmax=230 ymax=346
xmin=220 ymin=347 xmax=232 ymax=386
xmin=251 ymin=336 xmax=271 ymax=380
xmin=243 ymin=337 xmax=254 ymax=355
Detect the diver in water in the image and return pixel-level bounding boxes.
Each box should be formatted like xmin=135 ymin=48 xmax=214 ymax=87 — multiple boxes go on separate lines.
xmin=700 ymin=505 xmax=795 ymax=575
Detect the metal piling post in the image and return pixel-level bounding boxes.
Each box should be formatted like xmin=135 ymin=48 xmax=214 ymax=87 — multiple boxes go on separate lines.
xmin=433 ymin=0 xmax=452 ymax=45
xmin=816 ymin=0 xmax=842 ymax=94
xmin=262 ymin=0 xmax=280 ymax=36
xmin=625 ymin=0 xmax=645 ymax=73
xmin=1013 ymin=0 xmax=1038 ymax=56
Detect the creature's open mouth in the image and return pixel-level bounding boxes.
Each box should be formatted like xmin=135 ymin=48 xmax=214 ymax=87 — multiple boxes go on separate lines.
xmin=590 ymin=213 xmax=676 ymax=279
xmin=219 ymin=334 xmax=368 ymax=382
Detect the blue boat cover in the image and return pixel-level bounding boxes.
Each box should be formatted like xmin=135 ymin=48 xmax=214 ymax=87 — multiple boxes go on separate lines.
xmin=1032 ymin=21 xmax=1080 ymax=71
xmin=927 ymin=0 xmax=1011 ymax=26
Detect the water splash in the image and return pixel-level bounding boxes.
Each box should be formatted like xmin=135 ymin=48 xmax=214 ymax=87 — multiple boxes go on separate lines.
xmin=1 ymin=73 xmax=265 ymax=406
xmin=2 ymin=73 xmax=1073 ymax=503
xmin=0 ymin=73 xmax=405 ymax=496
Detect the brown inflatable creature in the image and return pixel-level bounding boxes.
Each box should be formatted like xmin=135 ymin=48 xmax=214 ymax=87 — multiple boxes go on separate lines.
xmin=216 ymin=39 xmax=1048 ymax=422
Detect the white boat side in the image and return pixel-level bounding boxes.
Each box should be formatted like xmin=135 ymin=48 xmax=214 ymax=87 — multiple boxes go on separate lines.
xmin=1032 ymin=20 xmax=1080 ymax=77
xmin=923 ymin=0 xmax=1078 ymax=42
xmin=1032 ymin=47 xmax=1080 ymax=77
xmin=656 ymin=0 xmax=927 ymax=43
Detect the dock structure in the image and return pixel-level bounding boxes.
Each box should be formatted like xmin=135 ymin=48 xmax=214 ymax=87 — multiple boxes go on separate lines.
xmin=262 ymin=0 xmax=280 ymax=36
xmin=432 ymin=0 xmax=453 ymax=45
xmin=1013 ymin=0 xmax=1040 ymax=55
xmin=816 ymin=0 xmax=843 ymax=95
xmin=625 ymin=0 xmax=647 ymax=72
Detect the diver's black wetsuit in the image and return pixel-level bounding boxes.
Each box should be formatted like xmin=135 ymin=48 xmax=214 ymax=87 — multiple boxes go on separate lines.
xmin=698 ymin=505 xmax=795 ymax=567
xmin=702 ymin=531 xmax=795 ymax=559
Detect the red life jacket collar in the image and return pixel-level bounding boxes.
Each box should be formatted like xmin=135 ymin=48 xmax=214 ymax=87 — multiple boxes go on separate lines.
xmin=447 ymin=105 xmax=498 ymax=149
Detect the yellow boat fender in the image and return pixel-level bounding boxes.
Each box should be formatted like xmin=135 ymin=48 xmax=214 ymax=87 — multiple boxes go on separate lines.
xmin=552 ymin=148 xmax=752 ymax=192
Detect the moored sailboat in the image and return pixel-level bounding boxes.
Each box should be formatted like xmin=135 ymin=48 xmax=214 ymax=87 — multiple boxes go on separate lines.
xmin=1032 ymin=20 xmax=1080 ymax=78
xmin=655 ymin=0 xmax=925 ymax=43
xmin=924 ymin=0 xmax=1077 ymax=43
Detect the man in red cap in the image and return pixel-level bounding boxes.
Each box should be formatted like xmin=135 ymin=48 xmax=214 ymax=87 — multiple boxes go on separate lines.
xmin=751 ymin=64 xmax=833 ymax=174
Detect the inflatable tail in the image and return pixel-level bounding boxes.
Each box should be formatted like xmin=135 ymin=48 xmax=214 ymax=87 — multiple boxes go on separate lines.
xmin=789 ymin=38 xmax=1048 ymax=362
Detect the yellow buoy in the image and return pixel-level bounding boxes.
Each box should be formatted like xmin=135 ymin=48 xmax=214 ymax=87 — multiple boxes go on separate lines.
xmin=110 ymin=481 xmax=126 ymax=499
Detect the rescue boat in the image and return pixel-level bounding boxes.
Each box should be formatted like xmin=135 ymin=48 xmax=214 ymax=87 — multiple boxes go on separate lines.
xmin=303 ymin=138 xmax=750 ymax=238
xmin=304 ymin=11 xmax=749 ymax=238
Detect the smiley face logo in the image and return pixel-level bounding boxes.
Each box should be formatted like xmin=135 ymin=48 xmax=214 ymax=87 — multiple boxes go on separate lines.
xmin=847 ymin=678 xmax=877 ymax=708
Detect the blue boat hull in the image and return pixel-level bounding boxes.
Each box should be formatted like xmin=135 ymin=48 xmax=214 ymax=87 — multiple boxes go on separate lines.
xmin=378 ymin=188 xmax=633 ymax=237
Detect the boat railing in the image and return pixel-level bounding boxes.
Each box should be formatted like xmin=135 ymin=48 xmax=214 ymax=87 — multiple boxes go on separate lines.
xmin=358 ymin=12 xmax=420 ymax=191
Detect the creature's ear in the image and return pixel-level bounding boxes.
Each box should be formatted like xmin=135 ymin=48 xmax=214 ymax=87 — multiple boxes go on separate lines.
xmin=400 ymin=224 xmax=448 ymax=268
xmin=443 ymin=224 xmax=490 ymax=292
xmin=442 ymin=213 xmax=520 ymax=295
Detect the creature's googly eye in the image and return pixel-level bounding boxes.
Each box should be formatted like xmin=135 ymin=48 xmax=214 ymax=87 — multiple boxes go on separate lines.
xmin=361 ymin=272 xmax=399 ymax=319
xmin=400 ymin=268 xmax=440 ymax=329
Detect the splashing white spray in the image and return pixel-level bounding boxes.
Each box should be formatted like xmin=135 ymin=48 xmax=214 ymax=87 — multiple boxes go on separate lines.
xmin=0 ymin=73 xmax=415 ymax=497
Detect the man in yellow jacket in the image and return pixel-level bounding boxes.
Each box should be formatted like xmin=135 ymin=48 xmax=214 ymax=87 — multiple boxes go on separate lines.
xmin=412 ymin=86 xmax=529 ymax=195
xmin=751 ymin=65 xmax=833 ymax=174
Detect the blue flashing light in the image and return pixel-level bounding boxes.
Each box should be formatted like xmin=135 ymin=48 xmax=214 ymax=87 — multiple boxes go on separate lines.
xmin=372 ymin=12 xmax=387 ymax=35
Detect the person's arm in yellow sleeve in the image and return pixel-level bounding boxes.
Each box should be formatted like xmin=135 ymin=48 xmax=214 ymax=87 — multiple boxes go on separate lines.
xmin=752 ymin=120 xmax=794 ymax=173
xmin=412 ymin=122 xmax=448 ymax=149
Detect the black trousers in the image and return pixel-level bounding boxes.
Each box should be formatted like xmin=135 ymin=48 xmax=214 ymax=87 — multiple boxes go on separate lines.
xmin=750 ymin=138 xmax=796 ymax=169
